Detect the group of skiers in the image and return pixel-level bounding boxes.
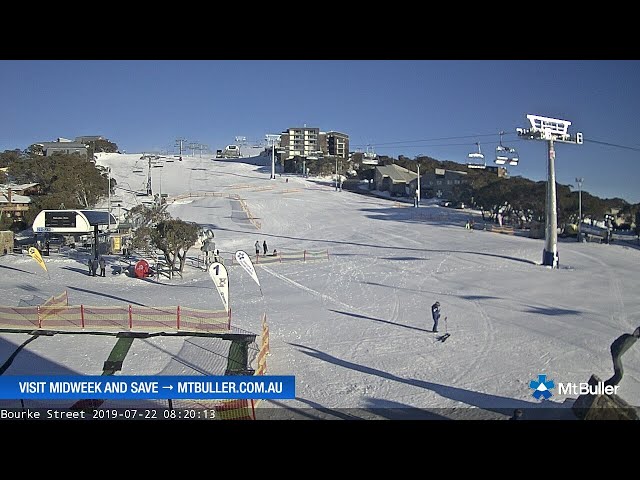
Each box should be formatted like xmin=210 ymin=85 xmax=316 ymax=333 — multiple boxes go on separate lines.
xmin=255 ymin=240 xmax=269 ymax=256
xmin=87 ymin=256 xmax=106 ymax=277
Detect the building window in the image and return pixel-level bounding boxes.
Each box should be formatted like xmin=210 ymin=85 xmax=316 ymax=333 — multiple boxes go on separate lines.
xmin=436 ymin=180 xmax=442 ymax=185
xmin=454 ymin=180 xmax=460 ymax=184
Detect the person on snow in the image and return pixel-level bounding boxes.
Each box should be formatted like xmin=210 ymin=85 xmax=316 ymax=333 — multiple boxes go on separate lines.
xmin=263 ymin=240 xmax=268 ymax=255
xmin=255 ymin=240 xmax=260 ymax=255
xmin=99 ymin=257 xmax=106 ymax=277
xmin=431 ymin=301 xmax=441 ymax=333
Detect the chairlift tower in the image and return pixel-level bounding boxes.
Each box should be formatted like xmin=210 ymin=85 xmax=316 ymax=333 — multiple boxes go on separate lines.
xmin=175 ymin=138 xmax=187 ymax=161
xmin=517 ymin=115 xmax=583 ymax=268
xmin=265 ymin=134 xmax=281 ymax=179
xmin=146 ymin=157 xmax=153 ymax=196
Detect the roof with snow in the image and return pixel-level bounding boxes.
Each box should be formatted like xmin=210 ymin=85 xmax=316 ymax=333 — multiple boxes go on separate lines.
xmin=375 ymin=164 xmax=418 ymax=183
xmin=0 ymin=192 xmax=31 ymax=204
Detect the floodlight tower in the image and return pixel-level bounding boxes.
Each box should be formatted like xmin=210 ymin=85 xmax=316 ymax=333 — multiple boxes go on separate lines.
xmin=265 ymin=134 xmax=281 ymax=179
xmin=175 ymin=138 xmax=187 ymax=161
xmin=517 ymin=115 xmax=583 ymax=268
xmin=575 ymin=177 xmax=584 ymax=242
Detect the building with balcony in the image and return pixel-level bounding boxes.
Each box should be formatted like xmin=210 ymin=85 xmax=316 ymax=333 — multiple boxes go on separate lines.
xmin=325 ymin=131 xmax=349 ymax=159
xmin=279 ymin=127 xmax=321 ymax=160
xmin=279 ymin=127 xmax=350 ymax=161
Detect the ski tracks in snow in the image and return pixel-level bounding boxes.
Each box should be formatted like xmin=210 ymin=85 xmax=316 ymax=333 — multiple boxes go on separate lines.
xmin=571 ymin=249 xmax=630 ymax=330
xmin=451 ymin=299 xmax=496 ymax=387
xmin=259 ymin=265 xmax=357 ymax=313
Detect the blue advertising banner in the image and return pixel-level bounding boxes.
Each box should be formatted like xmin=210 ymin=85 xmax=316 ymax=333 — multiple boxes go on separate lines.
xmin=0 ymin=376 xmax=295 ymax=400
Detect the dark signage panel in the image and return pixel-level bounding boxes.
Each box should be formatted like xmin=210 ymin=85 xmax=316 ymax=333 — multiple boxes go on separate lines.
xmin=44 ymin=211 xmax=77 ymax=228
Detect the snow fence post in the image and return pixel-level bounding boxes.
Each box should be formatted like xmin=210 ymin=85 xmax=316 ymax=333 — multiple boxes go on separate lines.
xmin=304 ymin=250 xmax=306 ymax=262
xmin=128 ymin=305 xmax=133 ymax=329
xmin=177 ymin=305 xmax=181 ymax=330
xmin=37 ymin=306 xmax=41 ymax=329
xmin=80 ymin=305 xmax=85 ymax=329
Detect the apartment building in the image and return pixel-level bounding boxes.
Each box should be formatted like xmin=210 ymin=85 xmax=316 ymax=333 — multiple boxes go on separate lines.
xmin=279 ymin=127 xmax=322 ymax=160
xmin=279 ymin=127 xmax=350 ymax=160
xmin=326 ymin=131 xmax=349 ymax=159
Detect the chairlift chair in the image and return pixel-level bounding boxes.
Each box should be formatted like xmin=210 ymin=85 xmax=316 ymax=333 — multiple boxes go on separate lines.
xmin=467 ymin=142 xmax=485 ymax=167
xmin=468 ymin=142 xmax=484 ymax=160
xmin=495 ymin=131 xmax=519 ymax=166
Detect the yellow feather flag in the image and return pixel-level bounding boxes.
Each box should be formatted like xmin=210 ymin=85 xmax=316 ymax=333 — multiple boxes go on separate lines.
xmin=28 ymin=246 xmax=48 ymax=273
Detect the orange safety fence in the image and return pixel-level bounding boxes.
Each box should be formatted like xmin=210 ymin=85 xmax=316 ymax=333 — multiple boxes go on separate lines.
xmin=490 ymin=225 xmax=515 ymax=235
xmin=39 ymin=290 xmax=70 ymax=323
xmin=228 ymin=250 xmax=330 ymax=266
xmin=255 ymin=312 xmax=269 ymax=376
xmin=0 ymin=304 xmax=230 ymax=332
xmin=253 ymin=312 xmax=270 ymax=411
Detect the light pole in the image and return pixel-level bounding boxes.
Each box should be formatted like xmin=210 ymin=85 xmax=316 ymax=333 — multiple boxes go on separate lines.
xmin=517 ymin=115 xmax=583 ymax=268
xmin=416 ymin=162 xmax=420 ymax=208
xmin=155 ymin=165 xmax=164 ymax=206
xmin=107 ymin=166 xmax=111 ymax=231
xmin=575 ymin=177 xmax=584 ymax=242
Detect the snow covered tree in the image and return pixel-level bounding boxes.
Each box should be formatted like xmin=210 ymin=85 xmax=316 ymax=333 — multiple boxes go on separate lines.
xmin=149 ymin=219 xmax=199 ymax=274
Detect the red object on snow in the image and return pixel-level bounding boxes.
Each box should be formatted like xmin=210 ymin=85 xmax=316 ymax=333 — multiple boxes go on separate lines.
xmin=134 ymin=259 xmax=150 ymax=278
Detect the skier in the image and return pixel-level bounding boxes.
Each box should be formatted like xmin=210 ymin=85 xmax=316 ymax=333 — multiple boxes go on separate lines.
xmin=431 ymin=301 xmax=441 ymax=333
xmin=263 ymin=240 xmax=268 ymax=255
xmin=255 ymin=240 xmax=260 ymax=255
xmin=99 ymin=256 xmax=106 ymax=277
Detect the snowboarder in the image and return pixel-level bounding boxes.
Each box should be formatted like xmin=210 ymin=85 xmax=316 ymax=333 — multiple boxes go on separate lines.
xmin=99 ymin=257 xmax=106 ymax=277
xmin=604 ymin=326 xmax=640 ymax=387
xmin=263 ymin=240 xmax=268 ymax=255
xmin=431 ymin=301 xmax=441 ymax=333
xmin=255 ymin=240 xmax=260 ymax=255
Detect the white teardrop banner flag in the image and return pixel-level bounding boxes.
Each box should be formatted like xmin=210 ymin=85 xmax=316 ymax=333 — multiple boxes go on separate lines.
xmin=208 ymin=262 xmax=229 ymax=313
xmin=235 ymin=250 xmax=261 ymax=288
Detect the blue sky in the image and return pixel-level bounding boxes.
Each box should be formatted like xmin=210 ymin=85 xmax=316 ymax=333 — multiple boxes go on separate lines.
xmin=1 ymin=60 xmax=639 ymax=203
